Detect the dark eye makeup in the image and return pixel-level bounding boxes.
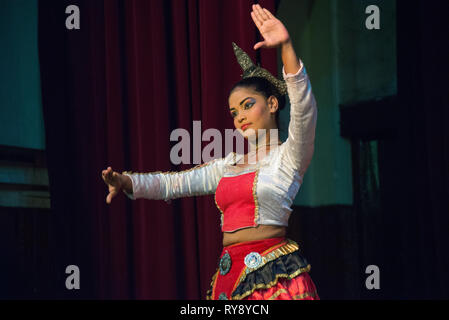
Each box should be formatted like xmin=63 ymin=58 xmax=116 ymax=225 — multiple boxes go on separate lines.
xmin=230 ymin=97 xmax=256 ymax=118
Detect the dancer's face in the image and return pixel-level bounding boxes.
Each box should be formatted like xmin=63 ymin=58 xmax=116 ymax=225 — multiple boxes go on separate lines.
xmin=228 ymin=87 xmax=278 ymax=139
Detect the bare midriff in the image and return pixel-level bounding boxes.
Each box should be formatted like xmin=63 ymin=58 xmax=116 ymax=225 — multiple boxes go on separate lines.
xmin=222 ymin=225 xmax=286 ymax=247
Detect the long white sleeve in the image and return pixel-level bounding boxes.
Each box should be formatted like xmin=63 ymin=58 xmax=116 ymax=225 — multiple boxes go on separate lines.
xmin=281 ymin=59 xmax=318 ymax=177
xmin=121 ymin=152 xmax=235 ymax=201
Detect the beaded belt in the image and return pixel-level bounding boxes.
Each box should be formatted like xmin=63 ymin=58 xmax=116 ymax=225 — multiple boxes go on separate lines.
xmin=207 ymin=237 xmax=309 ymax=300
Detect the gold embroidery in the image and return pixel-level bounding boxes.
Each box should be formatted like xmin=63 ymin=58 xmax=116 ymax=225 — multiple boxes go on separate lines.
xmin=231 ymin=264 xmax=311 ymax=300
xmin=214 ymin=191 xmax=224 ymax=227
xmin=252 ymin=169 xmax=260 ymax=226
xmin=268 ymin=288 xmax=288 ymax=300
xmin=207 ymin=269 xmax=219 ymax=300
xmin=236 ymin=239 xmax=300 ymax=285
xmin=207 ymin=239 xmax=312 ymax=300
xmin=245 ymin=288 xmax=317 ymax=300
xmin=214 ymin=154 xmax=235 ymax=227
xmin=217 ymin=169 xmax=259 ymax=232
xmin=293 ymin=290 xmax=318 ymax=300
xmin=227 ymin=240 xmax=297 ymax=296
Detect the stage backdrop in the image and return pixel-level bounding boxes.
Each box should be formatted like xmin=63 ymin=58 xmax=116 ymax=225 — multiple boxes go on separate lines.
xmin=37 ymin=0 xmax=449 ymax=300
xmin=38 ymin=0 xmax=279 ymax=299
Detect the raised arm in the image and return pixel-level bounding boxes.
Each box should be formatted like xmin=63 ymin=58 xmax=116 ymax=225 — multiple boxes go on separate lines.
xmin=251 ymin=4 xmax=317 ymax=177
xmin=281 ymin=46 xmax=317 ymax=177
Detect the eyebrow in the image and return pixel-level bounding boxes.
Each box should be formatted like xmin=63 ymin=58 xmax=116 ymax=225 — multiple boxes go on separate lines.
xmin=230 ymin=97 xmax=252 ymax=111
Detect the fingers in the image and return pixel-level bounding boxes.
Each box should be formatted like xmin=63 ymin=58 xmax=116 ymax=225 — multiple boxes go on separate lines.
xmin=252 ymin=4 xmax=270 ymax=22
xmin=251 ymin=4 xmax=274 ymax=50
xmin=106 ymin=190 xmax=117 ymax=204
xmin=102 ymin=167 xmax=111 ymax=179
xmin=263 ymin=8 xmax=275 ymax=19
xmin=102 ymin=167 xmax=115 ymax=184
xmin=102 ymin=167 xmax=119 ymax=204
xmin=256 ymin=4 xmax=270 ymax=20
xmin=251 ymin=5 xmax=264 ymax=26
xmin=254 ymin=41 xmax=266 ymax=50
xmin=250 ymin=11 xmax=262 ymax=29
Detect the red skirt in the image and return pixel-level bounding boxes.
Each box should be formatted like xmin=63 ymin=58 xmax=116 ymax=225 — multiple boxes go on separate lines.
xmin=206 ymin=237 xmax=319 ymax=300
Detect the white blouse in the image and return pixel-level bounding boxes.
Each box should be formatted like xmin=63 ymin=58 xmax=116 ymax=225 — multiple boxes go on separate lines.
xmin=122 ymin=59 xmax=317 ymax=228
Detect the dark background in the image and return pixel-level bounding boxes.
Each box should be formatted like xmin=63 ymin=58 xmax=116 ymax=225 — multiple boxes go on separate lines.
xmin=0 ymin=0 xmax=448 ymax=299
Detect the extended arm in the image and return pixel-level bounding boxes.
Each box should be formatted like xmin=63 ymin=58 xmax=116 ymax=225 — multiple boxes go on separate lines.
xmin=122 ymin=153 xmax=233 ymax=201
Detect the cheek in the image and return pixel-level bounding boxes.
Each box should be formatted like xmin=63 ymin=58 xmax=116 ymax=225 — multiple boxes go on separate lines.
xmin=248 ymin=105 xmax=265 ymax=120
xmin=232 ymin=104 xmax=267 ymax=128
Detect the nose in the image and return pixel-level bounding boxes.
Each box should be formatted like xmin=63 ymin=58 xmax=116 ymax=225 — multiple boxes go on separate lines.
xmin=237 ymin=113 xmax=246 ymax=123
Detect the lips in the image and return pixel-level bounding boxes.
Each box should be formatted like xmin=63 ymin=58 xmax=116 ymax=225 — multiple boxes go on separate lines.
xmin=241 ymin=123 xmax=252 ymax=131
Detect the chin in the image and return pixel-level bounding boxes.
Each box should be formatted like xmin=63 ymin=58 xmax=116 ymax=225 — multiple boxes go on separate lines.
xmin=239 ymin=128 xmax=257 ymax=139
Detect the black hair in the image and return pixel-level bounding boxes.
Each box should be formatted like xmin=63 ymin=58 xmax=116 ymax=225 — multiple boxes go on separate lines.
xmin=229 ymin=77 xmax=286 ymax=129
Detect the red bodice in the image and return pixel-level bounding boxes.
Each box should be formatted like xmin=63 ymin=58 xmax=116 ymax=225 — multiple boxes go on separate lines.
xmin=215 ymin=171 xmax=258 ymax=232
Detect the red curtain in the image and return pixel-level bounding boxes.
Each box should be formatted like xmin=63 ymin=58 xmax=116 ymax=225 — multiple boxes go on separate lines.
xmin=38 ymin=0 xmax=277 ymax=299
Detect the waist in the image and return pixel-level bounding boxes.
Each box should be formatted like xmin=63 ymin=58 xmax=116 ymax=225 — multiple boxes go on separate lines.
xmin=209 ymin=236 xmax=305 ymax=300
xmin=222 ymin=225 xmax=286 ymax=247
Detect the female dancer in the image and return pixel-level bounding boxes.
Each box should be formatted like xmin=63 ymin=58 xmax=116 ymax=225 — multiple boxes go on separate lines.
xmin=102 ymin=4 xmax=318 ymax=300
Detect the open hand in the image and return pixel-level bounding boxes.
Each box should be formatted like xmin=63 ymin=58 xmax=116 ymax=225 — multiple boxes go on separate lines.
xmin=101 ymin=166 xmax=123 ymax=204
xmin=251 ymin=4 xmax=290 ymax=50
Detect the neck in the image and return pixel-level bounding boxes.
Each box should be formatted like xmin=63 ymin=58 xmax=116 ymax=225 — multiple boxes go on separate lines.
xmin=247 ymin=131 xmax=281 ymax=152
xmin=255 ymin=141 xmax=281 ymax=150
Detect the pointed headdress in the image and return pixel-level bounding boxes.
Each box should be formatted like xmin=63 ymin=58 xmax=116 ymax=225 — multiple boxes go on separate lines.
xmin=232 ymin=42 xmax=287 ymax=96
